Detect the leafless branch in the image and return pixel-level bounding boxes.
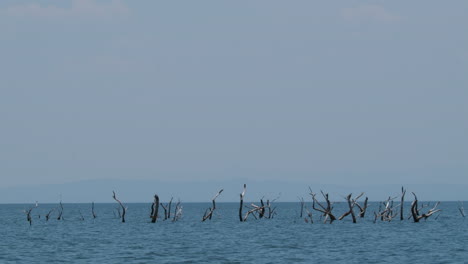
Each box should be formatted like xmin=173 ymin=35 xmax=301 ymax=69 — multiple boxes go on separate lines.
xmin=112 ymin=191 xmax=127 ymax=223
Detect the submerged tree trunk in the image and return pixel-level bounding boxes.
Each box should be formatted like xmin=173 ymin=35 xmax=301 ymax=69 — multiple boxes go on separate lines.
xmin=400 ymin=186 xmax=406 ymax=221
xmin=239 ymin=184 xmax=246 ymax=222
xmin=355 ymin=197 xmax=368 ymax=218
xmin=299 ymin=197 xmax=305 ymax=218
xmin=24 ymin=203 xmax=37 ymax=226
xmin=91 ymin=202 xmax=97 ymax=219
xmin=202 ymin=189 xmax=223 ymax=222
xmin=459 ymin=201 xmax=465 ymax=218
xmin=45 ymin=208 xmax=54 ymax=221
xmin=410 ymin=192 xmax=441 ymax=222
xmin=309 ymin=188 xmax=336 ymax=224
xmin=172 ymin=200 xmax=183 ymax=222
xmin=57 ymin=200 xmax=64 ymax=220
xmin=112 ymin=191 xmax=127 ymax=223
xmin=151 ymin=195 xmax=160 ymax=223
xmin=167 ymin=197 xmax=173 ymax=220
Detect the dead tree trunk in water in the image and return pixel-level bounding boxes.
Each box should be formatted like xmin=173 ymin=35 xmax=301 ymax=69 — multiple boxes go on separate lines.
xmin=309 ymin=188 xmax=336 ymax=224
xmin=259 ymin=199 xmax=265 ymax=219
xmin=202 ymin=189 xmax=223 ymax=221
xmin=112 ymin=191 xmax=127 ymax=223
xmin=45 ymin=208 xmax=54 ymax=221
xmin=167 ymin=197 xmax=173 ymax=220
xmin=243 ymin=203 xmax=266 ymax=221
xmin=151 ymin=195 xmax=159 ymax=223
xmin=299 ymin=197 xmax=305 ymax=218
xmin=459 ymin=201 xmax=465 ymax=218
xmin=91 ymin=202 xmax=97 ymax=219
xmin=339 ymin=193 xmax=363 ymax=223
xmin=160 ymin=203 xmax=168 ymax=220
xmin=172 ymin=199 xmax=183 ymax=222
xmin=57 ymin=200 xmax=64 ymax=220
xmin=355 ymin=197 xmax=368 ymax=218
xmin=239 ymin=184 xmax=246 ymax=222
xmin=24 ymin=203 xmax=37 ymax=226
xmin=159 ymin=198 xmax=172 ymax=220
xmin=400 ymin=186 xmax=406 ymax=221
xmin=410 ymin=192 xmax=441 ymax=222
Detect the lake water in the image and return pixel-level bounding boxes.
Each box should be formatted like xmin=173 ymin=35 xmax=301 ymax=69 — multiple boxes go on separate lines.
xmin=1 ymin=202 xmax=466 ymax=263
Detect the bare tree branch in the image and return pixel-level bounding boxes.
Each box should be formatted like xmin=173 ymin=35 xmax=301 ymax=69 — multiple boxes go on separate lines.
xmin=91 ymin=202 xmax=97 ymax=219
xmin=239 ymin=184 xmax=246 ymax=222
xmin=151 ymin=194 xmax=159 ymax=223
xmin=112 ymin=191 xmax=127 ymax=223
xmin=202 ymin=189 xmax=223 ymax=222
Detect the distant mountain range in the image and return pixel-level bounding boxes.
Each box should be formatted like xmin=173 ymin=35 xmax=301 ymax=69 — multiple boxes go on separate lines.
xmin=0 ymin=179 xmax=466 ymax=203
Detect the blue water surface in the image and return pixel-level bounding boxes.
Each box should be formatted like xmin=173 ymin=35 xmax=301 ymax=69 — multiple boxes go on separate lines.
xmin=0 ymin=202 xmax=466 ymax=263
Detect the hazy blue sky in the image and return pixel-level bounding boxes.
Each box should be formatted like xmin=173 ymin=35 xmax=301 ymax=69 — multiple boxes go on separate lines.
xmin=0 ymin=1 xmax=467 ymax=200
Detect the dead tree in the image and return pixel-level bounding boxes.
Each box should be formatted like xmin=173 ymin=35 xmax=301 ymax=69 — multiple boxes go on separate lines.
xmin=243 ymin=202 xmax=266 ymax=221
xmin=24 ymin=203 xmax=37 ymax=226
xmin=338 ymin=193 xmax=363 ymax=223
xmin=299 ymin=197 xmax=305 ymax=218
xmin=375 ymin=196 xmax=398 ymax=222
xmin=458 ymin=201 xmax=465 ymax=218
xmin=79 ymin=210 xmax=85 ymax=221
xmin=172 ymin=200 xmax=183 ymax=222
xmin=151 ymin=195 xmax=160 ymax=223
xmin=160 ymin=203 xmax=168 ymax=220
xmin=91 ymin=202 xmax=97 ymax=219
xmin=167 ymin=197 xmax=173 ymax=219
xmin=266 ymin=199 xmax=277 ymax=219
xmin=304 ymin=207 xmax=313 ymax=223
xmin=410 ymin=192 xmax=440 ymax=222
xmin=400 ymin=186 xmax=406 ymax=221
xmin=202 ymin=189 xmax=223 ymax=222
xmin=159 ymin=197 xmax=173 ymax=220
xmin=112 ymin=191 xmax=127 ymax=223
xmin=309 ymin=188 xmax=336 ymax=224
xmin=239 ymin=184 xmax=246 ymax=222
xmin=258 ymin=199 xmax=266 ymax=218
xmin=45 ymin=208 xmax=54 ymax=221
xmin=57 ymin=200 xmax=64 ymax=220
xmin=355 ymin=196 xmax=368 ymax=218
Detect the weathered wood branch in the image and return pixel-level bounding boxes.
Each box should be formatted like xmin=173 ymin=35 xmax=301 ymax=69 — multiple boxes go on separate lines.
xmin=172 ymin=200 xmax=182 ymax=222
xmin=91 ymin=202 xmax=97 ymax=219
xmin=24 ymin=203 xmax=37 ymax=226
xmin=202 ymin=189 xmax=223 ymax=222
xmin=160 ymin=203 xmax=168 ymax=220
xmin=400 ymin=186 xmax=406 ymax=221
xmin=299 ymin=197 xmax=305 ymax=218
xmin=338 ymin=193 xmax=358 ymax=223
xmin=243 ymin=205 xmax=266 ymax=221
xmin=459 ymin=201 xmax=465 ymax=217
xmin=167 ymin=197 xmax=173 ymax=219
xmin=410 ymin=192 xmax=441 ymax=222
xmin=309 ymin=188 xmax=336 ymax=224
xmin=355 ymin=197 xmax=368 ymax=218
xmin=57 ymin=200 xmax=64 ymax=220
xmin=45 ymin=208 xmax=54 ymax=221
xmin=151 ymin=194 xmax=159 ymax=223
xmin=239 ymin=184 xmax=246 ymax=222
xmin=376 ymin=196 xmax=397 ymax=222
xmin=112 ymin=191 xmax=127 ymax=223
xmin=259 ymin=199 xmax=265 ymax=219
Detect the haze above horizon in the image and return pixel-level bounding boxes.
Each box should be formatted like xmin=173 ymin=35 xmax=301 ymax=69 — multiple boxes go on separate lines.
xmin=1 ymin=0 xmax=467 ymax=202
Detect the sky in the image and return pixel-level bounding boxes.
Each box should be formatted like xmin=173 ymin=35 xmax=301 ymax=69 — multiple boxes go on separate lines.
xmin=0 ymin=0 xmax=467 ymax=202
